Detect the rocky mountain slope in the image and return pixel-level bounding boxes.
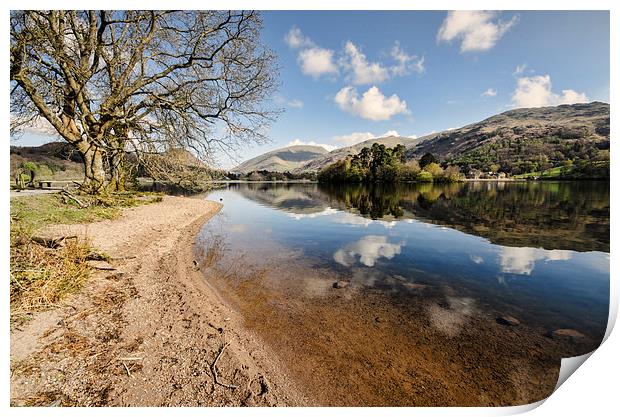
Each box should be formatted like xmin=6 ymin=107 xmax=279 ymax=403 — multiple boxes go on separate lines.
xmin=232 ymin=145 xmax=328 ymax=173
xmin=406 ymin=101 xmax=610 ymax=174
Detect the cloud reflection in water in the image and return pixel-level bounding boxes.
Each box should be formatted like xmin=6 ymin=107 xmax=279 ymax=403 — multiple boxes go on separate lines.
xmin=498 ymin=246 xmax=573 ymax=275
xmin=334 ymin=235 xmax=404 ymax=267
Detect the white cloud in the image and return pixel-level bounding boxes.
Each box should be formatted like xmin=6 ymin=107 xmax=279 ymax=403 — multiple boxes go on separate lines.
xmin=332 ymin=130 xmax=409 ymax=147
xmin=558 ymin=89 xmax=590 ymax=105
xmin=437 ymin=11 xmax=518 ymax=53
xmin=284 ymin=27 xmax=338 ymax=79
xmin=286 ymin=27 xmax=424 ymax=84
xmin=333 ymin=132 xmax=376 ymax=146
xmin=334 ymin=85 xmax=409 ymax=121
xmin=11 ymin=116 xmax=58 ymax=136
xmin=511 ymin=75 xmax=589 ymax=108
xmin=482 ymin=88 xmax=497 ymax=97
xmin=340 ymin=41 xmax=425 ymax=85
xmin=284 ymin=26 xmax=314 ymax=49
xmin=499 ymin=246 xmax=573 ymax=275
xmin=381 ymin=130 xmax=399 ymax=137
xmin=298 ymin=47 xmax=339 ymax=78
xmin=513 ymin=63 xmax=527 ymax=75
xmin=287 ymin=99 xmax=304 ymax=109
xmin=286 ymin=139 xmax=337 ymax=152
xmin=390 ymin=41 xmax=425 ymax=75
xmin=341 ymin=41 xmax=390 ymax=85
xmin=274 ymin=95 xmax=304 ymax=109
xmin=333 ymin=235 xmax=403 ymax=267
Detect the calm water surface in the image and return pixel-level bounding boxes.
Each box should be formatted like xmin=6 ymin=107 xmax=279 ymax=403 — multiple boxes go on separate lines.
xmin=197 ymin=181 xmax=609 ymax=406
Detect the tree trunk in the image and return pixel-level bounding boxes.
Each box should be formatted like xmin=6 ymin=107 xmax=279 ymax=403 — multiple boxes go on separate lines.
xmin=79 ymin=144 xmax=106 ymax=194
xmin=108 ymin=150 xmax=126 ymax=192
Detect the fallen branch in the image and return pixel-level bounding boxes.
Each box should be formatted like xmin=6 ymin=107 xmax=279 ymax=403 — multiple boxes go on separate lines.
xmin=31 ymin=235 xmax=78 ymax=249
xmin=61 ymin=189 xmax=88 ymax=208
xmin=86 ymin=261 xmax=116 ymax=271
xmin=110 ymin=255 xmax=137 ymax=261
xmin=210 ymin=342 xmax=238 ymax=389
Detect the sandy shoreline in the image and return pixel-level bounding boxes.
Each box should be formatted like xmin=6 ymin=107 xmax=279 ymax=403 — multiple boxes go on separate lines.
xmin=10 ymin=196 xmax=306 ymax=406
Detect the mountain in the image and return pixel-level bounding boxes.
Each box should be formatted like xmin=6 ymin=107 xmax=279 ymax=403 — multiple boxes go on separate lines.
xmin=294 ymin=135 xmax=422 ymax=173
xmin=231 ymin=102 xmax=609 ymax=176
xmin=406 ymin=101 xmax=609 ymax=175
xmin=232 ymin=145 xmax=329 ymax=173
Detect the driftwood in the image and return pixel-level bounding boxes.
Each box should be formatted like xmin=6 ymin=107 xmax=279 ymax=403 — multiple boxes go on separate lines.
xmin=211 ymin=342 xmax=238 ymax=389
xmin=31 ymin=235 xmax=78 ymax=249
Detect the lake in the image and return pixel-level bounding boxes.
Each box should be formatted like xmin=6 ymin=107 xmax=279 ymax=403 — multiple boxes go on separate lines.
xmin=197 ymin=181 xmax=609 ymax=406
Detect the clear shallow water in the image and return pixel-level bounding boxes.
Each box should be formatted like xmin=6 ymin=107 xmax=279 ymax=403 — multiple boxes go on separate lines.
xmin=197 ymin=181 xmax=609 ymax=405
xmin=201 ymin=181 xmax=609 ymax=338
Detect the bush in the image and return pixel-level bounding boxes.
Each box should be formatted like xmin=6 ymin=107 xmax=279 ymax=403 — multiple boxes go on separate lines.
xmin=424 ymin=162 xmax=443 ymax=177
xmin=416 ymin=170 xmax=434 ymax=182
xmin=439 ymin=165 xmax=463 ymax=183
xmin=397 ymin=161 xmax=421 ymax=182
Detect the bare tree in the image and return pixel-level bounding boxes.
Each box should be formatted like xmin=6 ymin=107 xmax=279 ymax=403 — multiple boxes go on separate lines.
xmin=11 ymin=10 xmax=278 ymax=193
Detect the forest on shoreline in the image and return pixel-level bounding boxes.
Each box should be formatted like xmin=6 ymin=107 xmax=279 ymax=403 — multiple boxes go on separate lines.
xmin=317 ymin=143 xmax=462 ymax=184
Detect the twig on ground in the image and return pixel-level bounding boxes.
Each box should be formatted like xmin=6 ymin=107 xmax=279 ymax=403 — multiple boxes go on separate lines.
xmin=121 ymin=361 xmax=132 ymax=377
xmin=210 ymin=342 xmax=238 ymax=389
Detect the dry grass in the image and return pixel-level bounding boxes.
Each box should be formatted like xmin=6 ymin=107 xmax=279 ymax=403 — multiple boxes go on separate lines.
xmin=10 ymin=236 xmax=92 ymax=325
xmin=9 ymin=191 xmax=163 ymax=326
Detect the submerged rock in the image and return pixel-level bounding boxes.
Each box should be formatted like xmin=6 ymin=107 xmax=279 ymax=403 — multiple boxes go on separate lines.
xmin=496 ymin=315 xmax=520 ymax=326
xmin=332 ymin=280 xmax=349 ymax=289
xmin=548 ymin=328 xmax=586 ymax=339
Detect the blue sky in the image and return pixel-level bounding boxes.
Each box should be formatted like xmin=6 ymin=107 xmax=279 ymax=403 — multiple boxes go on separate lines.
xmin=12 ymin=11 xmax=610 ymax=169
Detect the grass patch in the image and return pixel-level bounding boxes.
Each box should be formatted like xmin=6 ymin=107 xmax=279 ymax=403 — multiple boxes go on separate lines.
xmin=10 ymin=191 xmax=163 ymax=325
xmin=514 ymin=166 xmax=566 ymax=179
xmin=514 ymin=160 xmax=609 ymax=180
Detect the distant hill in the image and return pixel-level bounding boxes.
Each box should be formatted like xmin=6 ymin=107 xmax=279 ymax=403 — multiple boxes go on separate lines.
xmin=294 ymin=135 xmax=422 ymax=173
xmin=406 ymin=101 xmax=610 ymax=175
xmin=10 ymin=142 xmax=84 ymax=181
xmin=232 ymin=145 xmax=329 ymax=173
xmin=10 ymin=142 xmax=221 ymax=184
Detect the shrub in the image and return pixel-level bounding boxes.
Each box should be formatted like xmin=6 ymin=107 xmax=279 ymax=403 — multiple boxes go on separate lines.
xmin=416 ymin=170 xmax=434 ymax=182
xmin=424 ymin=162 xmax=443 ymax=177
